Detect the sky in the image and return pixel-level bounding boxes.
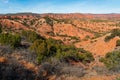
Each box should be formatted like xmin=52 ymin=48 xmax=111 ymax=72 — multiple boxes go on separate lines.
xmin=0 ymin=0 xmax=120 ymax=14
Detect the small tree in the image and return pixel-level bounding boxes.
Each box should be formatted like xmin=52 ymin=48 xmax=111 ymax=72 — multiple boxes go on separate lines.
xmin=29 ymin=39 xmax=48 ymax=63
xmin=100 ymin=51 xmax=120 ymax=71
xmin=116 ymin=40 xmax=120 ymax=46
xmin=21 ymin=30 xmax=44 ymax=42
xmin=105 ymin=29 xmax=120 ymax=42
xmin=0 ymin=26 xmax=2 ymax=33
xmin=0 ymin=33 xmax=21 ymax=48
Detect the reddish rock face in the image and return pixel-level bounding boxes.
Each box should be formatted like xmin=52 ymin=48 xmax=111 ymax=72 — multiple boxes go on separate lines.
xmin=0 ymin=19 xmax=28 ymax=30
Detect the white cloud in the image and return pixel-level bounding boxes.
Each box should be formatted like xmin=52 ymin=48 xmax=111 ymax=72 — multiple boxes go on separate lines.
xmin=0 ymin=0 xmax=9 ymax=3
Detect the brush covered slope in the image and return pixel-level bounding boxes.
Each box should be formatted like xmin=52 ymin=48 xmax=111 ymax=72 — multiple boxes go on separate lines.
xmin=0 ymin=13 xmax=120 ymax=80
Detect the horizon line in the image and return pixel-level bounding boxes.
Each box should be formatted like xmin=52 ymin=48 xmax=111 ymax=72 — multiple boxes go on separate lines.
xmin=1 ymin=12 xmax=120 ymax=15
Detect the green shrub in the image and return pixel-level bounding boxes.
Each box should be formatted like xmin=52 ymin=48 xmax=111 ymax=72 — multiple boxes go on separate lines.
xmin=116 ymin=40 xmax=120 ymax=46
xmin=29 ymin=38 xmax=61 ymax=63
xmin=90 ymin=19 xmax=108 ymax=23
xmin=116 ymin=77 xmax=120 ymax=80
xmin=44 ymin=17 xmax=53 ymax=26
xmin=29 ymin=39 xmax=46 ymax=63
xmin=77 ymin=48 xmax=94 ymax=63
xmin=21 ymin=30 xmax=44 ymax=42
xmin=0 ymin=26 xmax=2 ymax=33
xmin=55 ymin=46 xmax=94 ymax=64
xmin=100 ymin=51 xmax=120 ymax=71
xmin=55 ymin=45 xmax=79 ymax=60
xmin=78 ymin=52 xmax=94 ymax=63
xmin=29 ymin=38 xmax=94 ymax=64
xmin=105 ymin=35 xmax=113 ymax=42
xmin=0 ymin=33 xmax=21 ymax=48
xmin=105 ymin=29 xmax=120 ymax=42
xmin=70 ymin=36 xmax=80 ymax=41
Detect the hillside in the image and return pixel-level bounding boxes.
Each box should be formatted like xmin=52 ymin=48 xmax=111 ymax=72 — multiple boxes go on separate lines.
xmin=1 ymin=13 xmax=120 ymax=80
xmin=0 ymin=13 xmax=120 ymax=53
